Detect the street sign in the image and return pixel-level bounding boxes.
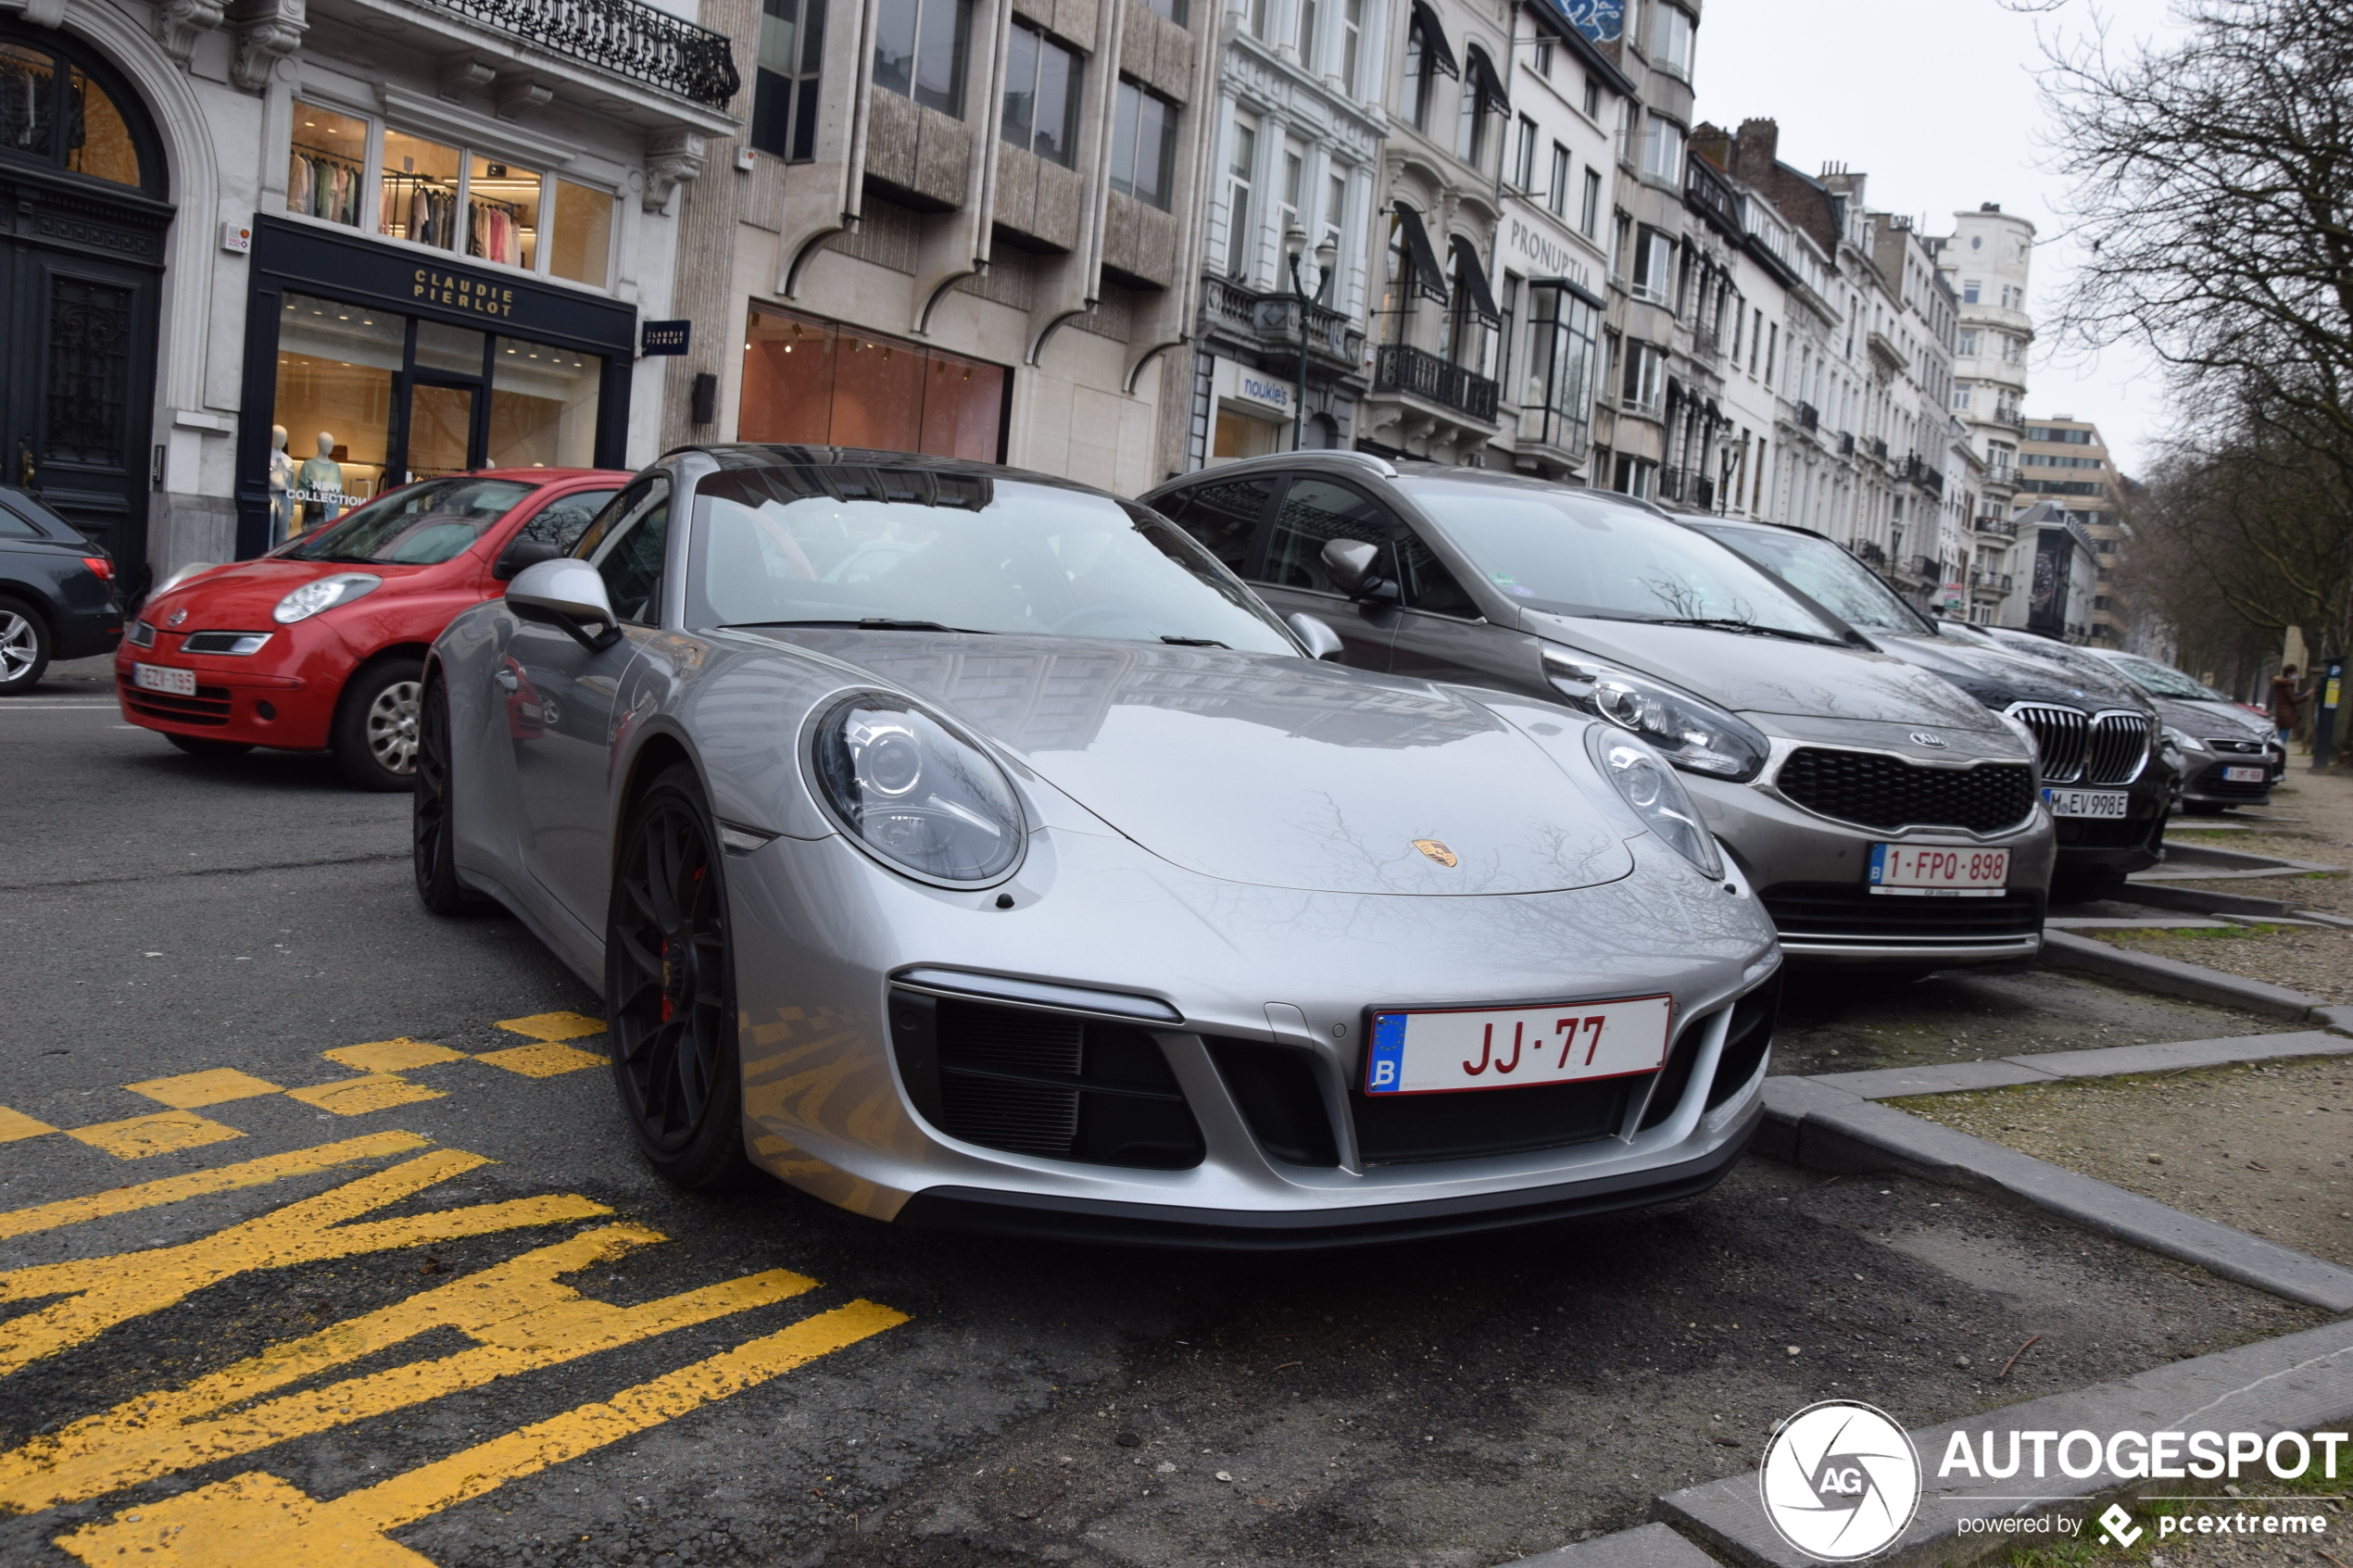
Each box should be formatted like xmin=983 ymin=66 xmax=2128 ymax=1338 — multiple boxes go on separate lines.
xmin=641 ymin=320 xmax=691 ymax=357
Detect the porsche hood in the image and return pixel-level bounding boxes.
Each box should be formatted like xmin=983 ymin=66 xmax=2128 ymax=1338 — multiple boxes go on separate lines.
xmin=774 ymin=633 xmax=1637 ymax=897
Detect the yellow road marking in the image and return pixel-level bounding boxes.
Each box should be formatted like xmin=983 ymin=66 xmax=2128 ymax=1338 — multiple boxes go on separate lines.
xmin=0 ymin=1132 xmax=430 ymax=1243
xmin=0 ymin=1148 xmax=605 ymax=1380
xmin=1 ymin=1227 xmax=820 ymax=1513
xmin=495 ymin=1012 xmax=606 ymax=1043
xmin=53 ymin=1299 xmax=909 ymax=1567
xmin=0 ymin=1108 xmax=57 ymax=1144
xmin=472 ymin=1043 xmax=604 ymax=1078
xmin=286 ymin=1074 xmax=447 ymax=1115
xmin=125 ymin=1069 xmax=284 ymax=1110
xmin=67 ymin=1110 xmax=243 ymax=1160
xmin=324 ymin=1039 xmax=469 ymax=1074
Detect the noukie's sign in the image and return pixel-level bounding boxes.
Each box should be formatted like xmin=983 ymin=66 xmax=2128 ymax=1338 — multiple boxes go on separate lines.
xmin=413 ymin=268 xmax=518 ymax=319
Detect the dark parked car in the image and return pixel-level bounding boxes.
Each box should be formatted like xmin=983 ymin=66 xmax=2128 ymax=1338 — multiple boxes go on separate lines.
xmin=2082 ymin=648 xmax=2283 ymax=809
xmin=0 ymin=486 xmax=124 ymax=694
xmin=1675 ymin=514 xmax=2175 ymax=902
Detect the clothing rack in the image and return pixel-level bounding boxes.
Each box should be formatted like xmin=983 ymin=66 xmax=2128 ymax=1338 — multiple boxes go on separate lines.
xmin=288 ymin=140 xmax=363 ymax=227
xmin=467 ymin=192 xmax=526 ymax=269
xmin=382 ymin=170 xmax=459 ymax=248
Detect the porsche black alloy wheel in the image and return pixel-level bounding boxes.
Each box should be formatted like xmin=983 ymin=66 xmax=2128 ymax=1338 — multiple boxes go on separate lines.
xmin=607 ymin=763 xmax=749 ymax=1186
xmin=412 ymin=676 xmax=481 ymax=914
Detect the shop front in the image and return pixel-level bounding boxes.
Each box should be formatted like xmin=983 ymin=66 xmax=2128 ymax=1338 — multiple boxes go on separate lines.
xmin=233 ymin=216 xmax=636 ymax=558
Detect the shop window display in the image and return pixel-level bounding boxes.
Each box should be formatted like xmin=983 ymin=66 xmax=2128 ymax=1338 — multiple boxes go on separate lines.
xmin=288 ymin=101 xmax=367 ymax=227
xmin=382 ymin=130 xmax=462 ymax=249
xmin=490 ymin=338 xmax=601 ymax=469
xmin=548 ymin=180 xmax=611 ymax=288
xmin=467 ymin=154 xmax=540 ymax=270
xmin=273 ymin=292 xmax=401 ymax=526
xmin=739 ymin=304 xmax=1004 ymax=461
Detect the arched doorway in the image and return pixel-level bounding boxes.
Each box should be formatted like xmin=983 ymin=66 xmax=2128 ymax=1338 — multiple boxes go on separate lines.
xmin=1 ymin=26 xmax=170 ymax=585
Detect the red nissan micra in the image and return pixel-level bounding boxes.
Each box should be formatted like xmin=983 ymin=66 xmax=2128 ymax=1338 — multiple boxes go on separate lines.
xmin=118 ymin=469 xmax=627 ymax=789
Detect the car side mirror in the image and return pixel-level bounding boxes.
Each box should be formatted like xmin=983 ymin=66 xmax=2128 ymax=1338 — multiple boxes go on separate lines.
xmin=1320 ymin=537 xmax=1381 ymax=596
xmin=506 ymin=558 xmax=621 ymax=652
xmin=1287 ymin=612 xmax=1346 ymax=661
xmin=494 ymin=537 xmax=562 ymax=582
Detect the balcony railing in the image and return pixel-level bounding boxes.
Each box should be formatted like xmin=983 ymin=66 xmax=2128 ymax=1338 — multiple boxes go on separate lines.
xmin=1969 ymin=571 xmax=2015 ymax=593
xmin=1657 ymin=468 xmax=1715 ymax=508
xmin=1201 ymin=275 xmax=1365 ymax=369
xmin=1837 ymin=431 xmax=1856 ymax=458
xmin=1974 ymin=516 xmax=2019 ymax=538
xmin=1372 ymin=344 xmax=1498 ymax=423
xmin=1793 ymin=402 xmax=1819 ymax=433
xmin=434 ymin=0 xmax=740 ymax=104
xmin=1869 ymin=437 xmax=1888 ymax=464
xmin=1902 ymin=453 xmax=1946 ymax=498
xmin=1689 ymin=325 xmax=1720 ymax=364
xmin=1850 ymin=540 xmax=1887 ymax=568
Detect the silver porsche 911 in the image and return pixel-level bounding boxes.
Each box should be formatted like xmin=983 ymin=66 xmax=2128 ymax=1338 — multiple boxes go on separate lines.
xmin=414 ymin=445 xmax=1782 ymax=1245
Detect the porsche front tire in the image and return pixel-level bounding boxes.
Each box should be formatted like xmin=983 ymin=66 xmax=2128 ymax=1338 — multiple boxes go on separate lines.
xmin=606 ymin=762 xmax=749 ymax=1188
xmin=412 ymin=675 xmax=483 ymax=915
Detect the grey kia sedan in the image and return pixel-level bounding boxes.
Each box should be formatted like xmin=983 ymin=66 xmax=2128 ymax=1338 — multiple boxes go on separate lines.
xmin=1141 ymin=455 xmax=2055 ymax=969
xmin=417 ymin=446 xmax=1781 ymax=1245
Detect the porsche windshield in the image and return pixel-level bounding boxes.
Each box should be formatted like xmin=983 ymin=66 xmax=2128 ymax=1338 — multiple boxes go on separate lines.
xmin=282 ymin=478 xmax=535 ymax=564
xmin=690 ymin=466 xmax=1297 ymax=652
xmin=1401 ymin=479 xmax=1846 ymax=641
xmin=1686 ymin=521 xmax=1925 ymax=633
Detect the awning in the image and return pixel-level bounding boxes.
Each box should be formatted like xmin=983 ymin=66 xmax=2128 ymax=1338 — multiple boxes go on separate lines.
xmin=1407 ymin=0 xmax=1459 ymax=78
xmin=1453 ymin=236 xmax=1502 ymax=329
xmin=1464 ymin=44 xmax=1509 ymax=112
xmin=1393 ymin=203 xmax=1452 ymax=306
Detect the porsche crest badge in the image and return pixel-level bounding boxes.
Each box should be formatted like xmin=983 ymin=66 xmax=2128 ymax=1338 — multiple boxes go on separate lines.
xmin=1413 ymin=839 xmax=1458 ymax=868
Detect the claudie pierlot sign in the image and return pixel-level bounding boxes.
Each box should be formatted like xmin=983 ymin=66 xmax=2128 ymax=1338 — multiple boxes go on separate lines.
xmin=412 ymin=267 xmax=520 ymax=318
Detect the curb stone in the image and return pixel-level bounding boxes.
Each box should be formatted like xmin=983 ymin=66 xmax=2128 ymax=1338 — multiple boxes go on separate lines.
xmin=1653 ymin=1315 xmax=2353 ymax=1568
xmin=1806 ymin=1031 xmax=2353 ymax=1100
xmin=2112 ymin=884 xmax=2291 ymax=919
xmin=2038 ymin=930 xmax=2325 ymax=1020
xmin=1756 ymin=1078 xmax=2353 ymax=1311
xmin=1501 ymin=1522 xmax=1726 ymax=1568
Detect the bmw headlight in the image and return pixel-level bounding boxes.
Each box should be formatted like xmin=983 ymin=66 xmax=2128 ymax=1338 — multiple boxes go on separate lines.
xmin=2165 ymin=725 xmax=2208 ymax=754
xmin=1542 ymin=646 xmax=1768 ymax=782
xmin=272 ymin=572 xmax=382 ymax=624
xmin=811 ymin=696 xmax=1025 ymax=884
xmin=1586 ymin=726 xmax=1723 ymax=879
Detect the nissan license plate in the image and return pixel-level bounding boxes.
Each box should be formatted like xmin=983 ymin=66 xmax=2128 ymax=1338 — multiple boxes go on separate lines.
xmin=2222 ymin=766 xmax=2267 ymax=783
xmin=1364 ymin=996 xmax=1672 ymax=1096
xmin=2043 ymin=787 xmax=2130 ymax=819
xmin=133 ymin=663 xmax=196 ymax=696
xmin=1868 ymin=843 xmax=2009 ymax=897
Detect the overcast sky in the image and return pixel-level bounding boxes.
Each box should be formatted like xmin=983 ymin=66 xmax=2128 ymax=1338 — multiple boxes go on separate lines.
xmin=1693 ymin=0 xmax=2190 ymax=475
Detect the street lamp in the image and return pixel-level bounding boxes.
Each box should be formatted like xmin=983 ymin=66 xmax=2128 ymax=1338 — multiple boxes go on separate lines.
xmin=1284 ymin=226 xmax=1340 ymax=451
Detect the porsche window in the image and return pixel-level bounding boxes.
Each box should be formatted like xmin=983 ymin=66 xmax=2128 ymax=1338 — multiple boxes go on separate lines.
xmin=689 ymin=466 xmax=1295 ymax=651
xmin=1687 ymin=521 xmax=1926 ymax=633
xmin=1403 ymin=479 xmax=1843 ymax=640
xmin=281 ymin=477 xmax=535 ymax=564
xmin=579 ymin=480 xmax=670 ymax=625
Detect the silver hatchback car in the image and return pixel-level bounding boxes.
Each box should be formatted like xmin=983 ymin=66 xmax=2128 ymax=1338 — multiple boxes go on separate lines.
xmin=1141 ymin=454 xmax=2056 ymax=969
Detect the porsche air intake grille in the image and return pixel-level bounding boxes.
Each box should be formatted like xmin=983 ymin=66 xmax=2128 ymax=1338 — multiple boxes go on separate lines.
xmin=888 ymin=991 xmax=1204 ymax=1169
xmin=1638 ymin=973 xmax=1780 ymax=1131
xmin=2085 ymin=711 xmax=2152 ymax=784
xmin=1775 ymin=748 xmax=2036 ymax=834
xmin=2008 ymin=703 xmax=2088 ymax=783
xmin=1350 ymin=1073 xmax=1633 ymax=1164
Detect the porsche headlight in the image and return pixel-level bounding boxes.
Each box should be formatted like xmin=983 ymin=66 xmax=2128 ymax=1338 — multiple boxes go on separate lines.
xmin=272 ymin=572 xmax=382 ymax=624
xmin=812 ymin=696 xmax=1024 ymax=884
xmin=1542 ymin=646 xmax=1768 ymax=782
xmin=1586 ymin=726 xmax=1723 ymax=879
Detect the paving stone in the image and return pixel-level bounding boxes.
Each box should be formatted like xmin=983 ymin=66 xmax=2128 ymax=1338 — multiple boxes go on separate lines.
xmin=1504 ymin=1522 xmax=1724 ymax=1568
xmin=2039 ymin=930 xmax=2323 ymax=1020
xmin=1656 ymin=1316 xmax=2353 ymax=1568
xmin=2003 ymin=1029 xmax=2352 ymax=1079
xmin=1809 ymin=1059 xmax=2063 ymax=1099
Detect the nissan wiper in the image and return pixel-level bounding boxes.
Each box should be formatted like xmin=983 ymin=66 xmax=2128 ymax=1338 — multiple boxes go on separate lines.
xmin=1642 ymin=617 xmax=1846 ymax=646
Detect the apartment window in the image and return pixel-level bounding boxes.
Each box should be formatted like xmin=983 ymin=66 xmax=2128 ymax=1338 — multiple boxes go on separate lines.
xmin=1297 ymin=0 xmax=1319 ymax=64
xmin=1581 ymin=75 xmax=1599 ymax=119
xmin=1639 ymin=113 xmax=1683 ymax=184
xmin=1957 ymin=328 xmax=1978 ymax=356
xmin=1629 ymin=228 xmax=1672 ymax=305
xmin=1248 ymin=0 xmax=1270 ymax=39
xmin=1223 ymin=118 xmax=1256 ymax=278
xmin=1953 ymin=385 xmax=1972 ymax=410
xmin=1533 ymin=37 xmax=1554 ymax=76
xmin=1322 ymin=170 xmax=1346 ymax=249
xmin=1961 ymin=278 xmax=1981 ymax=304
xmin=750 ymin=0 xmax=827 ymax=161
xmin=2001 ymin=283 xmax=2022 ymax=308
xmin=1547 ymin=143 xmax=1569 ymax=217
xmin=1615 ymin=454 xmax=1657 ymax=498
xmin=1136 ymin=0 xmax=1186 ymax=19
xmin=1110 ymin=80 xmax=1178 ymax=210
xmin=1650 ymin=3 xmax=1693 ymax=81
xmin=1621 ymin=339 xmax=1664 ymax=414
xmin=1277 ymin=144 xmax=1304 ymax=250
xmin=1497 ymin=271 xmax=1519 ymax=392
xmin=1402 ymin=26 xmax=1432 ymax=128
xmin=1522 ymin=282 xmax=1600 ymax=455
xmin=1340 ymin=0 xmax=1363 ymax=93
xmin=1579 ymin=166 xmax=1600 ymax=237
xmin=1456 ymin=47 xmax=1501 ymax=168
xmin=1381 ymin=210 xmax=1418 ymax=344
xmin=874 ymin=0 xmax=971 ymax=116
xmin=1441 ymin=238 xmax=1491 ymax=370
xmin=1609 ymin=210 xmax=1630 ymax=280
xmin=1000 ymin=20 xmax=1081 ymax=166
xmin=1512 ymin=116 xmax=1537 ymax=190
xmin=1764 ymin=320 xmax=1777 ymax=385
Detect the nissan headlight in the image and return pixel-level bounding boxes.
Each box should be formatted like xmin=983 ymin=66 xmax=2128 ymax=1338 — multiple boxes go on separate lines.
xmin=272 ymin=572 xmax=383 ymax=624
xmin=811 ymin=696 xmax=1025 ymax=884
xmin=1542 ymin=646 xmax=1768 ymax=782
xmin=2164 ymin=725 xmax=2208 ymax=754
xmin=1587 ymin=726 xmax=1723 ymax=879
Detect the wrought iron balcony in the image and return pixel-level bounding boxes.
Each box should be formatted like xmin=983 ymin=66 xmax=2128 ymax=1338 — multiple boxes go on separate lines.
xmin=1850 ymin=539 xmax=1888 ymax=568
xmin=1902 ymin=453 xmax=1946 ymax=497
xmin=1837 ymin=431 xmax=1856 ymax=458
xmin=1969 ymin=571 xmax=2014 ymax=593
xmin=1372 ymin=345 xmax=1498 ymax=423
xmin=1200 ymin=274 xmax=1365 ymax=370
xmin=1689 ymin=325 xmax=1720 ymax=364
xmin=1974 ymin=516 xmax=2020 ymax=538
xmin=1869 ymin=436 xmax=1888 ymax=464
xmin=1793 ymin=401 xmax=1819 ymax=433
xmin=431 ymin=0 xmax=740 ymax=104
xmin=1657 ymin=467 xmax=1715 ymax=508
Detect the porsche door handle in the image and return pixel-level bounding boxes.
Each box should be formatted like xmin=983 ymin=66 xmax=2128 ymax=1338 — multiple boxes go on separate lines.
xmin=493 ymin=668 xmax=521 ymax=692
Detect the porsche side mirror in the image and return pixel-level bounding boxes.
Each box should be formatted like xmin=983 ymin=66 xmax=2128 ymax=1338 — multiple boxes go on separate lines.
xmin=1287 ymin=612 xmax=1346 ymax=661
xmin=1320 ymin=537 xmax=1380 ymax=596
xmin=507 ymin=558 xmax=622 ymax=652
xmin=494 ymin=537 xmax=562 ymax=581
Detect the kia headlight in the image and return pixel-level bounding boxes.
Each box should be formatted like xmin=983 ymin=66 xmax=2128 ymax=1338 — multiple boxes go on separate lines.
xmin=2164 ymin=725 xmax=2208 ymax=754
xmin=811 ymin=696 xmax=1025 ymax=884
xmin=1586 ymin=726 xmax=1723 ymax=879
xmin=1542 ymin=646 xmax=1768 ymax=782
xmin=272 ymin=572 xmax=383 ymax=624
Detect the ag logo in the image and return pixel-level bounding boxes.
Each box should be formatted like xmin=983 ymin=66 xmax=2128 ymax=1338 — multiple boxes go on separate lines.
xmin=1759 ymin=1400 xmax=1921 ymax=1562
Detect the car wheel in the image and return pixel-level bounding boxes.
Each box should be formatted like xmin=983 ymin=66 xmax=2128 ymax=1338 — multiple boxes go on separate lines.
xmin=165 ymin=734 xmax=255 ymax=759
xmin=607 ymin=762 xmax=749 ymax=1188
xmin=334 ymin=656 xmax=425 ymax=791
xmin=0 ymin=596 xmax=51 ymax=694
xmin=412 ymin=675 xmax=484 ymax=914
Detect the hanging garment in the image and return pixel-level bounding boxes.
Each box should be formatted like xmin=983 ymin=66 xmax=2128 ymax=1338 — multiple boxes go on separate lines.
xmin=287 ymin=153 xmax=312 ymax=214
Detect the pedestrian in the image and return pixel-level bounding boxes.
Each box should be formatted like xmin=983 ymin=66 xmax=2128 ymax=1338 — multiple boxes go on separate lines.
xmin=2270 ymin=664 xmax=2310 ymax=744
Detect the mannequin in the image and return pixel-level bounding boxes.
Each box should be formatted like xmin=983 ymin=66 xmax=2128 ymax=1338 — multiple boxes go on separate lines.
xmin=267 ymin=425 xmax=297 ymax=546
xmin=296 ymin=431 xmax=346 ymax=529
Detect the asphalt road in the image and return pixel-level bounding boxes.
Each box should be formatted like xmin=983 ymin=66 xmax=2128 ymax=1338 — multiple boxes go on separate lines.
xmin=0 ymin=663 xmax=2317 ymax=1568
